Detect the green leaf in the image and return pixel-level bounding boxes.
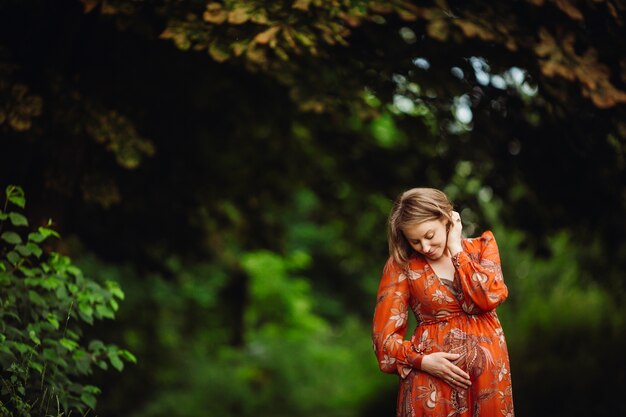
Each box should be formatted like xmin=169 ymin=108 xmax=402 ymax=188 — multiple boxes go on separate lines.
xmin=96 ymin=305 xmax=115 ymax=319
xmin=89 ymin=340 xmax=105 ymax=351
xmin=66 ymin=329 xmax=80 ymax=340
xmin=79 ymin=303 xmax=94 ymax=324
xmin=28 ymin=290 xmax=46 ymax=306
xmin=73 ymin=350 xmax=92 ymax=374
xmin=21 ymin=266 xmax=42 ymax=278
xmin=6 ymin=185 xmax=25 ymax=208
xmin=28 ymin=329 xmax=41 ymax=345
xmin=8 ymin=212 xmax=28 ymax=227
xmin=43 ymin=348 xmax=58 ymax=361
xmin=120 ymin=349 xmax=137 ymax=364
xmin=28 ymin=232 xmax=46 ymax=243
xmin=7 ymin=251 xmax=20 ymax=265
xmin=109 ymin=352 xmax=124 ymax=371
xmin=38 ymin=226 xmax=60 ymax=239
xmin=59 ymin=338 xmax=79 ymax=351
xmin=29 ymin=361 xmax=44 ymax=373
xmin=106 ymin=281 xmax=125 ymax=300
xmin=67 ymin=265 xmax=82 ymax=277
xmin=79 ymin=303 xmax=93 ymax=317
xmin=1 ymin=231 xmax=22 ymax=245
xmin=41 ymin=276 xmax=62 ymax=290
xmin=12 ymin=342 xmax=31 ymax=354
xmin=83 ymin=385 xmax=101 ymax=394
xmin=0 ymin=211 xmax=7 ymax=220
xmin=15 ymin=244 xmax=32 ymax=257
xmin=55 ymin=284 xmax=68 ymax=299
xmin=81 ymin=393 xmax=97 ymax=409
xmin=26 ymin=242 xmax=42 ymax=258
xmin=47 ymin=313 xmax=60 ymax=330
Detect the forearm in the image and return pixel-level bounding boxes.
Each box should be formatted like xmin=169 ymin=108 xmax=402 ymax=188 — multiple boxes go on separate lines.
xmin=453 ymin=250 xmax=508 ymax=311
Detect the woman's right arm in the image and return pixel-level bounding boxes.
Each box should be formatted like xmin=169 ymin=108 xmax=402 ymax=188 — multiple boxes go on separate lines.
xmin=371 ymin=258 xmax=424 ymax=378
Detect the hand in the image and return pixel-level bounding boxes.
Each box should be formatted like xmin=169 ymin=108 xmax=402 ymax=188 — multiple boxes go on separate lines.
xmin=421 ymin=352 xmax=471 ymax=390
xmin=447 ymin=211 xmax=463 ymax=256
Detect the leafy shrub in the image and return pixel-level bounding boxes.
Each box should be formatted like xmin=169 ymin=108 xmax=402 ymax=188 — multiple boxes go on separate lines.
xmin=0 ymin=185 xmax=136 ymax=416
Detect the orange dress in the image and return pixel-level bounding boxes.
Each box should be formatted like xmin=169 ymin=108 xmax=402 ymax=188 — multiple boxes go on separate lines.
xmin=372 ymin=231 xmax=514 ymax=417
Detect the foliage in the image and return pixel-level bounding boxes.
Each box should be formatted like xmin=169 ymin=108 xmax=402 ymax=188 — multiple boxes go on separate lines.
xmin=72 ymin=248 xmax=389 ymax=417
xmin=0 ymin=186 xmax=135 ymax=416
xmin=79 ymin=0 xmax=626 ymax=109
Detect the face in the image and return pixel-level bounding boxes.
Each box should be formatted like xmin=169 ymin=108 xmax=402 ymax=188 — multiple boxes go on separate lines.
xmin=402 ymin=218 xmax=449 ymax=261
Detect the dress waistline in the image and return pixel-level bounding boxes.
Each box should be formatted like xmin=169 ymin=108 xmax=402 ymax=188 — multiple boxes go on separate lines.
xmin=418 ymin=311 xmax=479 ymax=326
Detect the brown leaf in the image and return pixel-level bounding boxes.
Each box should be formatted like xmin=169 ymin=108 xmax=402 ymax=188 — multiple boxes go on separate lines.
xmin=203 ymin=3 xmax=227 ymax=24
xmin=209 ymin=42 xmax=231 ymax=63
xmin=228 ymin=7 xmax=250 ymax=25
xmin=534 ymin=28 xmax=626 ymax=108
xmin=282 ymin=28 xmax=302 ymax=53
xmin=255 ymin=26 xmax=281 ymax=45
xmin=397 ymin=9 xmax=418 ymax=21
xmin=369 ymin=2 xmax=394 ymax=14
xmin=338 ymin=11 xmax=361 ymax=27
xmin=607 ymin=2 xmax=623 ymax=25
xmin=231 ymin=40 xmax=249 ymax=57
xmin=427 ymin=19 xmax=449 ymax=41
xmin=80 ymin=0 xmax=100 ymax=13
xmin=454 ymin=19 xmax=496 ymax=41
xmin=246 ymin=42 xmax=267 ymax=65
xmin=101 ymin=1 xmax=118 ymax=15
xmin=292 ymin=0 xmax=311 ymax=11
xmin=554 ymin=0 xmax=584 ymax=20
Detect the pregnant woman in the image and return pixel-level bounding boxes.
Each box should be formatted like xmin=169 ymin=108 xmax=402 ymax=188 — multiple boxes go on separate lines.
xmin=372 ymin=188 xmax=514 ymax=416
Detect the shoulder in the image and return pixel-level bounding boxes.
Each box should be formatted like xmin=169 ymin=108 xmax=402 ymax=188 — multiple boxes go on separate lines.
xmin=382 ymin=255 xmax=426 ymax=277
xmin=480 ymin=230 xmax=496 ymax=243
xmin=382 ymin=256 xmax=404 ymax=277
xmin=463 ymin=230 xmax=497 ymax=253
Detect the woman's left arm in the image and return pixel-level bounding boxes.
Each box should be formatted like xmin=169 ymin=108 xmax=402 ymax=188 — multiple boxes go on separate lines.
xmin=452 ymin=230 xmax=508 ymax=312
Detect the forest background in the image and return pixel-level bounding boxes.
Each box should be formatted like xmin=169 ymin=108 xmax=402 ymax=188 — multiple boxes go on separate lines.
xmin=1 ymin=0 xmax=626 ymax=416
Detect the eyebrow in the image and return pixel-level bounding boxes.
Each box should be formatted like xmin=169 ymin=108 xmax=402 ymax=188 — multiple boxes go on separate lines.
xmin=409 ymin=230 xmax=434 ymax=239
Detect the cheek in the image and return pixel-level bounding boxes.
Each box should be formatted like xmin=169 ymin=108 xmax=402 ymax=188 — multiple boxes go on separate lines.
xmin=408 ymin=242 xmax=421 ymax=252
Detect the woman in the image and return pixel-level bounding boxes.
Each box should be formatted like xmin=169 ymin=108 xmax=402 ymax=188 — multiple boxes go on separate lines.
xmin=372 ymin=188 xmax=514 ymax=417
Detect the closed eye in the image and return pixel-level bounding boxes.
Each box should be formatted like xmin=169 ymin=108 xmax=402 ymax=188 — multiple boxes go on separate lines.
xmin=411 ymin=234 xmax=434 ymax=245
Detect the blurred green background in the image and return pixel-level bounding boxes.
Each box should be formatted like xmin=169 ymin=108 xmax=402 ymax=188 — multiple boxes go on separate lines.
xmin=1 ymin=0 xmax=626 ymax=416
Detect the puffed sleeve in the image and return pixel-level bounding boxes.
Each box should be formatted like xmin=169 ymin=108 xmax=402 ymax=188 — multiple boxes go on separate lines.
xmin=372 ymin=257 xmax=423 ymax=378
xmin=452 ymin=230 xmax=508 ymax=312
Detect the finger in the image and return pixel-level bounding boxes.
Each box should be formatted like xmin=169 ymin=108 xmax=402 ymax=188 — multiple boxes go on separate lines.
xmin=444 ymin=374 xmax=470 ymax=390
xmin=441 ymin=352 xmax=461 ymax=360
xmin=450 ymin=372 xmax=472 ymax=388
xmin=450 ymin=365 xmax=471 ymax=381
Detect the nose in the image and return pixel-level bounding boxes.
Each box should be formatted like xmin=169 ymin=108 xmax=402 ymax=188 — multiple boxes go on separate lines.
xmin=422 ymin=242 xmax=431 ymax=253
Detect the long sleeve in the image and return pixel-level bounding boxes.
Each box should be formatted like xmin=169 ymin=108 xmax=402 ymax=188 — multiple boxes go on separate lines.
xmin=453 ymin=230 xmax=508 ymax=312
xmin=372 ymin=257 xmax=423 ymax=378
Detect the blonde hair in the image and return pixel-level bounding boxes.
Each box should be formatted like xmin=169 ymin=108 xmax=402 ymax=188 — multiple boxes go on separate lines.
xmin=387 ymin=188 xmax=454 ymax=267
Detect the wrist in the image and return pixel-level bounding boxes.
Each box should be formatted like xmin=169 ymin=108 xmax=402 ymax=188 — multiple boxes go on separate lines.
xmin=448 ymin=244 xmax=462 ymax=256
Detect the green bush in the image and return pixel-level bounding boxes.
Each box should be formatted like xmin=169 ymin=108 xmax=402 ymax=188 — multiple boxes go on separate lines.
xmin=0 ymin=185 xmax=136 ymax=416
